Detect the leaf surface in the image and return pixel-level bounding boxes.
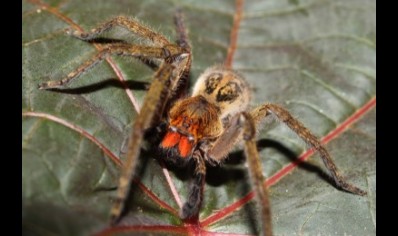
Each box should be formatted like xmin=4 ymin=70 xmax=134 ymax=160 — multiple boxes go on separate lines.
xmin=22 ymin=0 xmax=376 ymax=235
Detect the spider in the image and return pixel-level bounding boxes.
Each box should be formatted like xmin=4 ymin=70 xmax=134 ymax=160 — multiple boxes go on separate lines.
xmin=39 ymin=10 xmax=367 ymax=236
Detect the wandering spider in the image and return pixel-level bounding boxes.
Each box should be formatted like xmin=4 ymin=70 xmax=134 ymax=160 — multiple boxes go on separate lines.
xmin=38 ymin=11 xmax=367 ymax=236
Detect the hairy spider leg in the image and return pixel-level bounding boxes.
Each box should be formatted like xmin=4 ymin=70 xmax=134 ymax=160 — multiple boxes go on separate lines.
xmin=39 ymin=14 xmax=192 ymax=90
xmin=163 ymin=10 xmax=192 ymax=114
xmin=180 ymin=150 xmax=206 ymax=219
xmin=206 ymin=104 xmax=367 ymax=235
xmin=111 ymin=55 xmax=190 ymax=225
xmin=249 ymin=104 xmax=367 ymax=196
xmin=198 ymin=111 xmax=272 ymax=236
xmin=109 ymin=12 xmax=193 ymax=224
xmin=38 ymin=14 xmax=193 ymax=224
xmin=242 ymin=113 xmax=273 ymax=236
xmin=66 ymin=16 xmax=170 ymax=46
xmin=38 ymin=44 xmax=184 ymax=89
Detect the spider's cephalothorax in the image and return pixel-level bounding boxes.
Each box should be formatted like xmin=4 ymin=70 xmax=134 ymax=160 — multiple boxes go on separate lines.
xmin=160 ymin=67 xmax=250 ymax=160
xmin=39 ymin=11 xmax=367 ymax=236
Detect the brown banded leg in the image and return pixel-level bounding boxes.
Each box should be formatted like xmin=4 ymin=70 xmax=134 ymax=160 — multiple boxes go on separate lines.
xmin=38 ymin=44 xmax=184 ymax=90
xmin=66 ymin=16 xmax=170 ymax=46
xmin=241 ymin=113 xmax=273 ymax=236
xmin=111 ymin=54 xmax=191 ymax=225
xmin=249 ymin=103 xmax=367 ymax=196
xmin=180 ymin=150 xmax=206 ymax=220
xmin=174 ymin=9 xmax=190 ymax=52
xmin=206 ymin=113 xmax=272 ymax=236
xmin=170 ymin=9 xmax=192 ymax=99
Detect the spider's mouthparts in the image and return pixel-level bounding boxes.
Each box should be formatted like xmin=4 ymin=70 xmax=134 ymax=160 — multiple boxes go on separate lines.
xmin=160 ymin=131 xmax=194 ymax=158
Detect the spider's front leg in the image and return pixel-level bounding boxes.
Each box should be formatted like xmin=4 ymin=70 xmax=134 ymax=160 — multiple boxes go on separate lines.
xmin=39 ymin=15 xmax=187 ymax=90
xmin=65 ymin=16 xmax=170 ymax=46
xmin=111 ymin=54 xmax=191 ymax=225
xmin=38 ymin=11 xmax=194 ymax=225
xmin=206 ymin=113 xmax=273 ymax=236
xmin=109 ymin=14 xmax=192 ymax=225
xmin=249 ymin=103 xmax=367 ymax=196
xmin=179 ymin=150 xmax=206 ymax=220
xmin=38 ymin=44 xmax=184 ymax=90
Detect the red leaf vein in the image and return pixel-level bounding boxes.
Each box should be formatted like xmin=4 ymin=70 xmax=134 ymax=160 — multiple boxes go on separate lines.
xmin=225 ymin=0 xmax=244 ymax=69
xmin=22 ymin=111 xmax=122 ymax=166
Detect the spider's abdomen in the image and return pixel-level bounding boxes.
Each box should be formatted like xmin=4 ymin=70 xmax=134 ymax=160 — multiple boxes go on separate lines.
xmin=192 ymin=66 xmax=251 ymax=120
xmin=160 ymin=96 xmax=223 ymax=158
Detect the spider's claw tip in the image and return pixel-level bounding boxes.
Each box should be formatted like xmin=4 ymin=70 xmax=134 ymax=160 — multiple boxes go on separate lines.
xmin=37 ymin=82 xmax=48 ymax=90
xmin=352 ymin=188 xmax=367 ymax=197
xmin=38 ymin=81 xmax=62 ymax=90
xmin=357 ymin=189 xmax=367 ymax=196
xmin=339 ymin=181 xmax=368 ymax=196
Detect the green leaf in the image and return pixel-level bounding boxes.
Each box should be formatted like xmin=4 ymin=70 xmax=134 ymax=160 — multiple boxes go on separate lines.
xmin=23 ymin=0 xmax=375 ymax=235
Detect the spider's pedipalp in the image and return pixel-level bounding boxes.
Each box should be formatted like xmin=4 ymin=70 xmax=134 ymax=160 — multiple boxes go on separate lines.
xmin=205 ymin=113 xmax=244 ymax=162
xmin=160 ymin=95 xmax=222 ymax=159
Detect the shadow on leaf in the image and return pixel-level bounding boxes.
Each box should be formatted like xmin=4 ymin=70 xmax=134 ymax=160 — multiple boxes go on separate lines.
xmin=44 ymin=79 xmax=150 ymax=94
